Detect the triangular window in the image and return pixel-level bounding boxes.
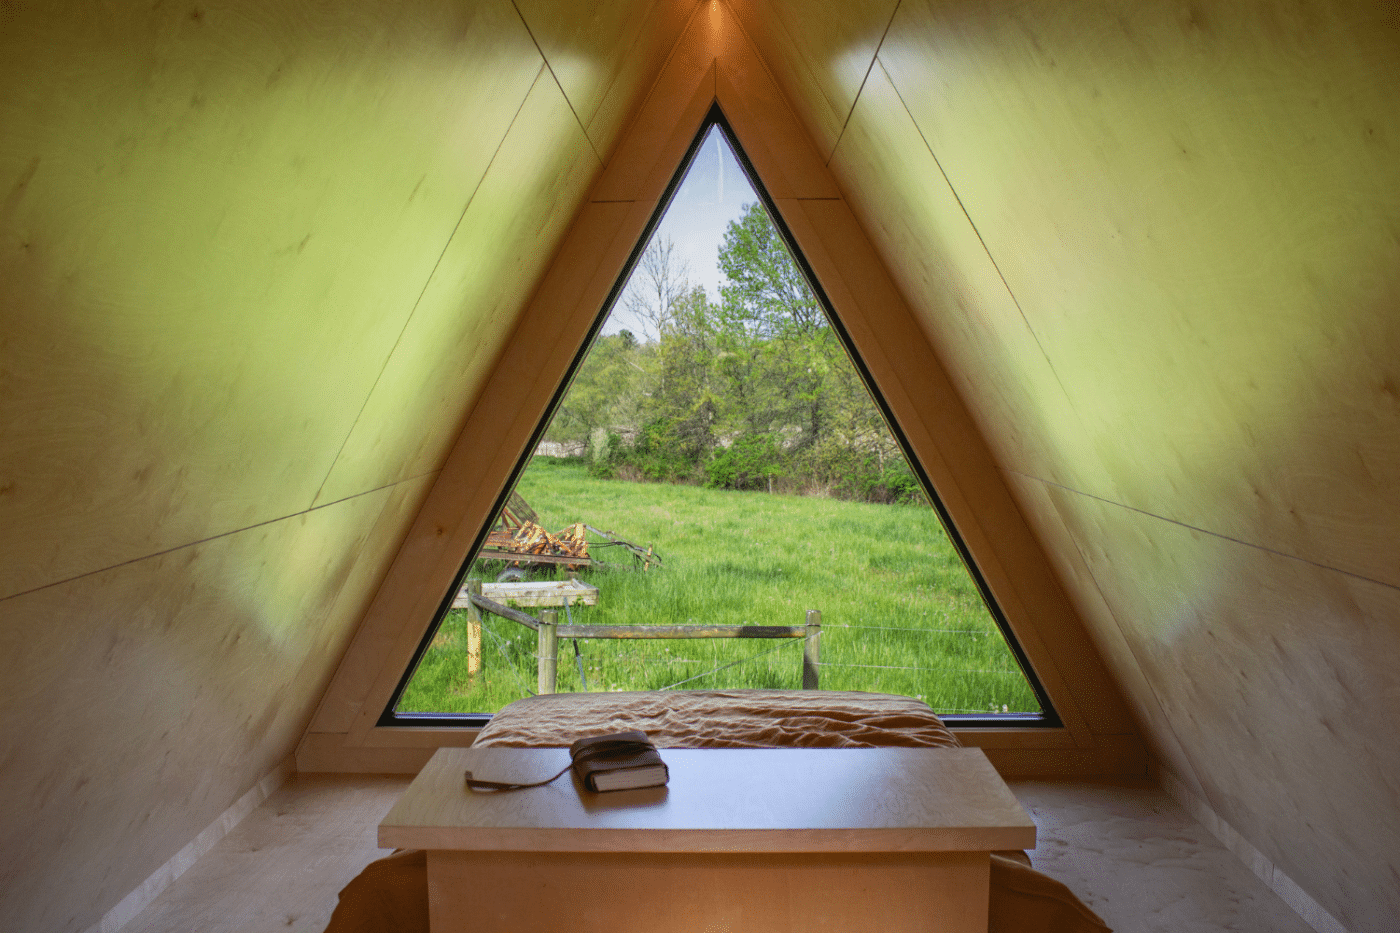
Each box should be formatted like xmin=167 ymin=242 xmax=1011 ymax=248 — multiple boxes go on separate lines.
xmin=380 ymin=111 xmax=1058 ymax=728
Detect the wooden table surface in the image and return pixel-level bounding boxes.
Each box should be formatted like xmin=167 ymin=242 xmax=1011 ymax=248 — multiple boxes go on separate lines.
xmin=379 ymin=746 xmax=1036 ymax=853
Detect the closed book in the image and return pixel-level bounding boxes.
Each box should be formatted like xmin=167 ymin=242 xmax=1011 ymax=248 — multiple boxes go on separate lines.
xmin=569 ymin=731 xmax=669 ymax=792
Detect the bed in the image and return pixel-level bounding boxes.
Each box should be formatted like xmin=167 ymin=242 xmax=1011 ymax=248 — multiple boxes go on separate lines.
xmin=326 ymin=690 xmax=1110 ymax=933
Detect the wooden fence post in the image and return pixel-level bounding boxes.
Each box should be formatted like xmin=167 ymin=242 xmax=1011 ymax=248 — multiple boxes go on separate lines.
xmin=538 ymin=609 xmax=559 ymax=695
xmin=803 ymin=610 xmax=821 ymax=690
xmin=466 ymin=579 xmax=483 ymax=681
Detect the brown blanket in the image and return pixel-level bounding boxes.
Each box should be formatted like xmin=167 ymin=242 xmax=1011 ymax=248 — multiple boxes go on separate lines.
xmin=474 ymin=689 xmax=962 ymax=749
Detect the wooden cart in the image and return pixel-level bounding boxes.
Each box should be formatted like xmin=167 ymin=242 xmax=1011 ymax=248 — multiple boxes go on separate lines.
xmin=476 ymin=492 xmax=661 ymax=579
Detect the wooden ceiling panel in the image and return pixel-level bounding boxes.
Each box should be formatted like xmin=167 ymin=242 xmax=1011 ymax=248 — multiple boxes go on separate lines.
xmin=515 ymin=0 xmax=702 ymax=165
xmin=878 ymin=0 xmax=1400 ymax=587
xmin=0 ymin=481 xmax=417 ymax=933
xmin=1044 ymin=485 xmax=1400 ymax=931
xmin=512 ymin=0 xmax=659 ymax=130
xmin=315 ymin=70 xmax=601 ymax=505
xmin=714 ymin=3 xmax=841 ymax=200
xmin=1004 ymin=472 xmax=1206 ymax=799
xmin=589 ymin=10 xmax=719 ymax=204
xmin=727 ymin=0 xmax=898 ymax=160
xmin=829 ymin=61 xmax=1106 ymax=494
xmin=0 ymin=0 xmax=543 ymax=599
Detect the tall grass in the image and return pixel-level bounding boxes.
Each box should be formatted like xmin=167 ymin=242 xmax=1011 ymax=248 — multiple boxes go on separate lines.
xmin=398 ymin=458 xmax=1039 ymax=716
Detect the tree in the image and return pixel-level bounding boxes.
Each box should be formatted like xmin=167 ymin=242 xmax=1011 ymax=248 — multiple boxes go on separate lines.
xmin=622 ymin=235 xmax=690 ymax=340
xmin=546 ymin=333 xmax=646 ymax=447
xmin=717 ymin=203 xmax=822 ymax=337
xmin=716 ymin=204 xmax=837 ymax=450
xmin=653 ymin=285 xmax=720 ymax=464
xmin=543 ymin=200 xmax=925 ymax=503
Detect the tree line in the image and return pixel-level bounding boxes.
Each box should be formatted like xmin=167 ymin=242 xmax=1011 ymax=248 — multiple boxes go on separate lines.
xmin=543 ymin=203 xmax=925 ymax=505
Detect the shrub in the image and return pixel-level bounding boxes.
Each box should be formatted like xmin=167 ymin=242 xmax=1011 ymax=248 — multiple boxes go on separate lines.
xmin=705 ymin=433 xmax=784 ymax=491
xmin=591 ymin=420 xmax=705 ymax=483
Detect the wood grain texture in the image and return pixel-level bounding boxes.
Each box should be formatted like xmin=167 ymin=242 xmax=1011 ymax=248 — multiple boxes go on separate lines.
xmin=463 ymin=579 xmax=600 ymax=608
xmin=398 ymin=745 xmax=1022 ymax=932
xmin=0 ymin=483 xmax=411 ymax=933
xmin=296 ymin=733 xmax=440 ymax=775
xmin=309 ymin=10 xmax=728 ymax=745
xmin=0 ymin=0 xmax=543 ymax=600
xmin=384 ymin=747 xmax=1034 ymax=852
xmin=1003 ymin=472 xmax=1205 ymax=799
xmin=97 ymin=773 xmax=1328 ymax=933
xmin=971 ymin=742 xmax=1147 ymax=781
xmin=712 ymin=2 xmax=841 ymax=200
xmin=429 ymin=849 xmax=988 ymax=933
xmin=829 ymin=61 xmax=1102 ymax=494
xmin=0 ymin=11 xmax=479 ymax=927
xmin=119 ymin=774 xmax=410 ymax=933
xmin=727 ymin=0 xmax=899 ymax=161
xmin=588 ymin=12 xmax=718 ymax=204
xmin=314 ymin=67 xmax=601 ymax=504
xmin=1038 ymin=487 xmax=1400 ymax=931
xmin=515 ymin=0 xmax=702 ymax=164
xmin=1151 ymin=766 xmax=1350 ymax=933
xmin=109 ymin=773 xmax=1321 ymax=933
xmin=513 ymin=0 xmax=663 ymax=131
xmin=1015 ymin=779 xmax=1323 ymax=933
xmin=85 ymin=758 xmax=291 ymax=933
xmin=879 ymin=0 xmax=1400 ymax=589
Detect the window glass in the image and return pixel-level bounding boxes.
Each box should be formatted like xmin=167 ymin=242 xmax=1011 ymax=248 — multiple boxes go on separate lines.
xmin=392 ymin=124 xmax=1048 ymax=722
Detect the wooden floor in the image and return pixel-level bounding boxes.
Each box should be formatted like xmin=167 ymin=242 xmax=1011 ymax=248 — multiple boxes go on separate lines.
xmin=121 ymin=774 xmax=1316 ymax=933
xmin=120 ymin=774 xmax=411 ymax=933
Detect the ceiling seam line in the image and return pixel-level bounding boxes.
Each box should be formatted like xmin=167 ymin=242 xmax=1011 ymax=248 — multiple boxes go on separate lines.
xmin=306 ymin=65 xmax=544 ymax=510
xmin=1010 ymin=470 xmax=1400 ymax=594
xmin=829 ymin=0 xmax=903 ymax=166
xmin=510 ymin=0 xmax=603 ymax=166
xmin=0 ymin=472 xmax=438 ymax=606
xmin=582 ymin=0 xmax=702 ymax=167
xmin=878 ymin=58 xmax=1077 ymax=408
xmin=1024 ymin=480 xmax=1208 ymax=792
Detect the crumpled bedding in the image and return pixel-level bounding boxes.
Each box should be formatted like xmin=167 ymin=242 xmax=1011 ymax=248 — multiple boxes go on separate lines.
xmin=473 ymin=689 xmax=962 ymax=750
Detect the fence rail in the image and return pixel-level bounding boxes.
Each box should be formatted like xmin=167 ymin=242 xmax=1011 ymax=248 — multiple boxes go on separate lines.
xmin=461 ymin=581 xmax=821 ymax=693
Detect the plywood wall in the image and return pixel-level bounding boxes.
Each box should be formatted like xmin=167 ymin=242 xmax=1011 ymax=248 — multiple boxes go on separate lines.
xmin=733 ymin=0 xmax=1400 ymax=928
xmin=0 ymin=2 xmax=684 ymax=930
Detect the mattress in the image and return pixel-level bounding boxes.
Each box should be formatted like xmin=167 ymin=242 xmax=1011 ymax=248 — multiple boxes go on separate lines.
xmin=473 ymin=688 xmax=962 ymax=750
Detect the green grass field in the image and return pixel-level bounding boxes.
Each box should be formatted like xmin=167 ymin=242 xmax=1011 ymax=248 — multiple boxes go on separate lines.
xmin=398 ymin=458 xmax=1039 ymax=716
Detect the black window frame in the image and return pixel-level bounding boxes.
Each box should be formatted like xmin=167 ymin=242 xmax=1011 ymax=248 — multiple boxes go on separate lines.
xmin=378 ymin=105 xmax=1061 ymax=729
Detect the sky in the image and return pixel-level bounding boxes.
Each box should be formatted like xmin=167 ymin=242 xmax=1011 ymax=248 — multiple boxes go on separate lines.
xmin=601 ymin=125 xmax=757 ymax=338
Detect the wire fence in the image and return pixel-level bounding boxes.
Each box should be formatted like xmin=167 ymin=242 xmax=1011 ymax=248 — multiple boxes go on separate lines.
xmin=459 ymin=593 xmax=1035 ymax=713
xmin=482 ymin=620 xmax=537 ymax=698
xmin=818 ymin=662 xmax=1023 ymax=675
xmin=822 ymin=623 xmax=994 ymax=635
xmin=550 ymin=635 xmax=804 ymax=693
xmin=656 ymin=639 xmax=803 ymax=691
